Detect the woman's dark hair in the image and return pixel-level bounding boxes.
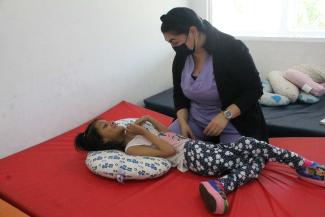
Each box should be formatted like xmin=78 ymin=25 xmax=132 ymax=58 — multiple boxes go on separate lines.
xmin=160 ymin=7 xmax=205 ymax=34
xmin=74 ymin=119 xmax=124 ymax=151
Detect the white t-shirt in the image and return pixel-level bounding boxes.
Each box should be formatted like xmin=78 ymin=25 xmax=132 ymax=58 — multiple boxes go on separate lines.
xmin=125 ymin=132 xmax=190 ymax=172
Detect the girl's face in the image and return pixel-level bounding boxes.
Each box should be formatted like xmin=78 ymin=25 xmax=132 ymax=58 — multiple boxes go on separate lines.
xmin=94 ymin=120 xmax=125 ymax=143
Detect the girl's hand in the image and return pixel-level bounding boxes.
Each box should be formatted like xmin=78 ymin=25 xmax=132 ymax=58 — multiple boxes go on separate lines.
xmin=203 ymin=112 xmax=229 ymax=136
xmin=136 ymin=115 xmax=168 ymax=133
xmin=134 ymin=115 xmax=151 ymax=126
xmin=126 ymin=124 xmax=147 ymax=136
xmin=179 ymin=122 xmax=195 ymax=139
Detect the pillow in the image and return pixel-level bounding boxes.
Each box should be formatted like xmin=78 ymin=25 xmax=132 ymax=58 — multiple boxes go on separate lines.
xmin=86 ymin=150 xmax=171 ymax=182
xmin=297 ymin=91 xmax=320 ymax=104
xmin=283 ymin=69 xmax=325 ymax=96
xmin=259 ymin=92 xmax=290 ymax=106
xmin=86 ymin=118 xmax=171 ymax=182
xmin=268 ymin=70 xmax=299 ymax=103
xmin=293 ymin=64 xmax=325 ymax=83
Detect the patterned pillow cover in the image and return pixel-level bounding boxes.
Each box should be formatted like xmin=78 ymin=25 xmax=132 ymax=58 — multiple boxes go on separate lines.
xmin=85 ymin=118 xmax=171 ymax=182
xmin=86 ymin=150 xmax=171 ymax=182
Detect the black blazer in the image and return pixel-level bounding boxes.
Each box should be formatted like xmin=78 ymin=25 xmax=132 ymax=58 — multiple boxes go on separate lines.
xmin=172 ymin=20 xmax=268 ymax=142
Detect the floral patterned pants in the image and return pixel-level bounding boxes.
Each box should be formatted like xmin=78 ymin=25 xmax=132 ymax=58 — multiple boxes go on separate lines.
xmin=184 ymin=137 xmax=304 ymax=193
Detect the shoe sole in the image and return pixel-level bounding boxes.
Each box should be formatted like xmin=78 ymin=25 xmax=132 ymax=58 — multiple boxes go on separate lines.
xmin=199 ymin=182 xmax=228 ymax=214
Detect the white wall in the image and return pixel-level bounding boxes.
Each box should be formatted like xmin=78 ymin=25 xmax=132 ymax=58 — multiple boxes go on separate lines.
xmin=189 ymin=0 xmax=208 ymax=19
xmin=242 ymin=39 xmax=325 ymax=79
xmin=0 ymin=0 xmax=189 ymax=158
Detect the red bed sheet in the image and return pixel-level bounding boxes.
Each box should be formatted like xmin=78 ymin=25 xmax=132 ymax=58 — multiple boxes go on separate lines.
xmin=1 ymin=101 xmax=325 ymax=217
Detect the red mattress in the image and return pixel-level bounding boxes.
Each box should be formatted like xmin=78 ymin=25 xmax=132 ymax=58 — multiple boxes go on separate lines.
xmin=1 ymin=101 xmax=325 ymax=217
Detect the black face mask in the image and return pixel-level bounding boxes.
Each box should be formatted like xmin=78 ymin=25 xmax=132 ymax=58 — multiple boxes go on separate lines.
xmin=172 ymin=33 xmax=195 ymax=55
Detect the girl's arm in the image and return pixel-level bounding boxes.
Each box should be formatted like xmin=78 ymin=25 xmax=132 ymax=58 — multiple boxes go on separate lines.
xmin=125 ymin=124 xmax=175 ymax=158
xmin=135 ymin=115 xmax=168 ymax=132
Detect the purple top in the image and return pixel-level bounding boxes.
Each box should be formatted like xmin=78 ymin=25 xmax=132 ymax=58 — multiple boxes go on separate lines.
xmin=181 ymin=55 xmax=241 ymax=143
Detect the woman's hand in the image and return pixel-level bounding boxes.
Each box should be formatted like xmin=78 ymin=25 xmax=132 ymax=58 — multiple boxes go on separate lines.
xmin=179 ymin=121 xmax=195 ymax=139
xmin=203 ymin=112 xmax=229 ymax=136
xmin=126 ymin=124 xmax=147 ymax=136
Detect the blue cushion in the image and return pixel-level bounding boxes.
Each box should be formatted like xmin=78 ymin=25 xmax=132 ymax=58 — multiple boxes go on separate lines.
xmin=297 ymin=92 xmax=320 ymax=104
xmin=259 ymin=92 xmax=290 ymax=106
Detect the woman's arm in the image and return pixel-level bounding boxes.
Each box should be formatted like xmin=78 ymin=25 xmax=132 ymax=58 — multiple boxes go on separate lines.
xmin=125 ymin=124 xmax=176 ymax=158
xmin=176 ymin=108 xmax=189 ymax=124
xmin=176 ymin=108 xmax=195 ymax=139
xmin=229 ymin=40 xmax=263 ymax=113
xmin=224 ymin=104 xmax=241 ymax=119
xmin=203 ymin=104 xmax=241 ymax=136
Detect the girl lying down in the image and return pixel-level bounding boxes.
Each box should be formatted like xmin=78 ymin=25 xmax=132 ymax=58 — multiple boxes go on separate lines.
xmin=75 ymin=115 xmax=325 ymax=215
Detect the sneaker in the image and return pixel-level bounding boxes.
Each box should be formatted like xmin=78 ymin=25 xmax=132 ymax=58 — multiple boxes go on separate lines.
xmin=296 ymin=161 xmax=325 ymax=187
xmin=199 ymin=180 xmax=229 ymax=214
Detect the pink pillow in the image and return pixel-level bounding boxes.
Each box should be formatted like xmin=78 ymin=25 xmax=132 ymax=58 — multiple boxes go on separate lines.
xmin=283 ymin=69 xmax=325 ymax=96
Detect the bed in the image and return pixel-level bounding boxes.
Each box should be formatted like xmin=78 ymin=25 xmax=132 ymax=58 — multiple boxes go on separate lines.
xmin=1 ymin=101 xmax=325 ymax=217
xmin=143 ymin=87 xmax=325 ymax=137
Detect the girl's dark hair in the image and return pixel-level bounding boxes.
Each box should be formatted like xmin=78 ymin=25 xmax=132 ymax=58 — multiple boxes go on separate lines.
xmin=74 ymin=119 xmax=124 ymax=152
xmin=160 ymin=7 xmax=205 ymax=34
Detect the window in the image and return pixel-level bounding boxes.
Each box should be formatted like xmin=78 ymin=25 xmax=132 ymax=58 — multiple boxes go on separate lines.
xmin=209 ymin=0 xmax=325 ymax=38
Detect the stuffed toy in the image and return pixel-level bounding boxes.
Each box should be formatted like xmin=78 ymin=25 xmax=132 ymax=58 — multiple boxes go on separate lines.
xmin=293 ymin=64 xmax=325 ymax=83
xmin=268 ymin=70 xmax=299 ymax=103
xmin=259 ymin=65 xmax=324 ymax=106
xmin=259 ymin=78 xmax=320 ymax=106
xmin=283 ymin=69 xmax=325 ymax=96
xmin=259 ymin=80 xmax=290 ymax=106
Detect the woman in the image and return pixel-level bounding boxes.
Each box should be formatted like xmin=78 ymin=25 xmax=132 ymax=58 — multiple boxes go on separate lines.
xmin=75 ymin=115 xmax=325 ymax=215
xmin=160 ymin=7 xmax=268 ymax=143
